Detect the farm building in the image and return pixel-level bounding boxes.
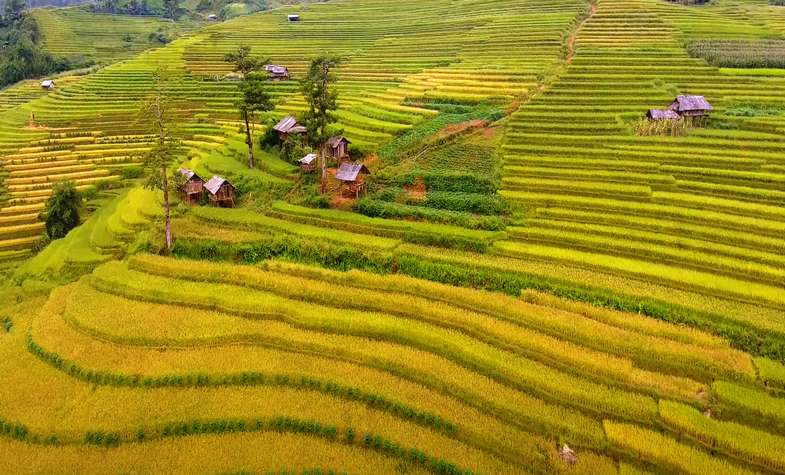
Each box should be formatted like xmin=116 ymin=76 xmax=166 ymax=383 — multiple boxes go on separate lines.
xmin=646 ymin=109 xmax=680 ymax=121
xmin=40 ymin=80 xmax=55 ymax=90
xmin=336 ymin=162 xmax=370 ymax=198
xmin=288 ymin=14 xmax=300 ymax=22
xmin=178 ymin=168 xmax=205 ymax=205
xmin=326 ymin=135 xmax=351 ymax=160
xmin=265 ymin=65 xmax=290 ymax=81
xmin=204 ymin=175 xmax=236 ymax=207
xmin=207 ymin=13 xmax=218 ymax=21
xmin=668 ymin=95 xmax=713 ymax=117
xmin=299 ymin=153 xmax=317 ymax=172
xmin=273 ymin=115 xmax=307 ymax=141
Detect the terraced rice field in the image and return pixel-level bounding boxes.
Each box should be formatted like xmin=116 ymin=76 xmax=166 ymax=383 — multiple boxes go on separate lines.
xmin=2 ymin=0 xmax=785 ymax=472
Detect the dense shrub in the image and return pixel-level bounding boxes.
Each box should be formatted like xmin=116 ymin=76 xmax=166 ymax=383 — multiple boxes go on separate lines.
xmin=40 ymin=181 xmax=82 ymax=240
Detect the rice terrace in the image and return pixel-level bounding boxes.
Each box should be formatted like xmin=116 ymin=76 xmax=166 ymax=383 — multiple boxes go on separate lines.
xmin=2 ymin=0 xmax=785 ymax=472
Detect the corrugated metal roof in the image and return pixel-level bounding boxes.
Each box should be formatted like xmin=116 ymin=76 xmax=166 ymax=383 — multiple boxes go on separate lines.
xmin=299 ymin=153 xmax=317 ymax=164
xmin=336 ymin=162 xmax=369 ymax=182
xmin=178 ymin=167 xmax=202 ymax=181
xmin=673 ymin=95 xmax=713 ymax=112
xmin=273 ymin=115 xmax=300 ymax=133
xmin=265 ymin=65 xmax=289 ymax=75
xmin=204 ymin=175 xmax=229 ymax=195
xmin=326 ymin=135 xmax=350 ymax=148
xmin=647 ymin=109 xmax=680 ymax=120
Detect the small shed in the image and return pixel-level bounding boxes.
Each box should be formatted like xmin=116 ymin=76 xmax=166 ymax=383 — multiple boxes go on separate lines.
xmin=204 ymin=175 xmax=236 ymax=207
xmin=646 ymin=109 xmax=680 ymax=121
xmin=178 ymin=167 xmax=205 ymax=205
xmin=273 ymin=115 xmax=307 ymax=141
xmin=668 ymin=95 xmax=713 ymax=117
xmin=288 ymin=14 xmax=300 ymax=22
xmin=299 ymin=153 xmax=317 ymax=172
xmin=326 ymin=135 xmax=351 ymax=160
xmin=40 ymin=80 xmax=55 ymax=90
xmin=265 ymin=65 xmax=290 ymax=81
xmin=207 ymin=13 xmax=218 ymax=21
xmin=336 ymin=162 xmax=370 ymax=198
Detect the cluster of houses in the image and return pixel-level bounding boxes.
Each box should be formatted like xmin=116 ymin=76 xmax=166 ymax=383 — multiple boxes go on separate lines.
xmin=178 ymin=168 xmax=237 ymax=207
xmin=647 ymin=95 xmax=713 ymax=121
xmin=274 ymin=114 xmax=370 ymax=198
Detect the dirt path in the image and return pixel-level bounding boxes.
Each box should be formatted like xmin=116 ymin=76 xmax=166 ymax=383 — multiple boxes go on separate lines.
xmin=566 ymin=1 xmax=597 ymax=65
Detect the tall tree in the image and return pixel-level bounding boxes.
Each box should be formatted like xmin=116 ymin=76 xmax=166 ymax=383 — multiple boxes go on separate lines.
xmin=163 ymin=0 xmax=180 ymax=20
xmin=41 ymin=181 xmax=81 ymax=240
xmin=300 ymin=55 xmax=341 ymax=193
xmin=140 ymin=68 xmax=180 ymax=253
xmin=224 ymin=45 xmax=270 ymax=169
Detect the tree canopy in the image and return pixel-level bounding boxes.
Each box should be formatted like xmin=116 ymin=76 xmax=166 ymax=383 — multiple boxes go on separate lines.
xmin=41 ymin=181 xmax=82 ymax=240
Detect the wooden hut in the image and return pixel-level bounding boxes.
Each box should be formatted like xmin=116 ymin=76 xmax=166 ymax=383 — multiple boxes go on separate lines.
xmin=336 ymin=162 xmax=370 ymax=198
xmin=273 ymin=115 xmax=306 ymax=141
xmin=178 ymin=167 xmax=205 ymax=205
xmin=288 ymin=14 xmax=300 ymax=22
xmin=204 ymin=175 xmax=236 ymax=207
xmin=326 ymin=135 xmax=350 ymax=161
xmin=207 ymin=13 xmax=218 ymax=21
xmin=299 ymin=153 xmax=317 ymax=172
xmin=265 ymin=65 xmax=290 ymax=81
xmin=646 ymin=109 xmax=680 ymax=121
xmin=40 ymin=80 xmax=55 ymax=90
xmin=668 ymin=95 xmax=713 ymax=118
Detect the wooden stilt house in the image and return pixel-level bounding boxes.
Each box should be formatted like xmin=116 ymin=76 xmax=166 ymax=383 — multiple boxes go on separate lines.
xmin=178 ymin=167 xmax=205 ymax=205
xmin=265 ymin=65 xmax=290 ymax=81
xmin=336 ymin=162 xmax=370 ymax=198
xmin=204 ymin=175 xmax=237 ymax=207
xmin=273 ymin=115 xmax=307 ymax=141
xmin=326 ymin=135 xmax=351 ymax=161
xmin=668 ymin=95 xmax=713 ymax=118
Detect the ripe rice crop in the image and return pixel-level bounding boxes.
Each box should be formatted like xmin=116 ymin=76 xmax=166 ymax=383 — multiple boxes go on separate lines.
xmin=659 ymin=399 xmax=785 ymax=472
xmin=686 ymin=40 xmax=785 ymax=68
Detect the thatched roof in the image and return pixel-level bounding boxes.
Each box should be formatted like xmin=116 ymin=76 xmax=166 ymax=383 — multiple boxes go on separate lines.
xmin=204 ymin=175 xmax=232 ymax=195
xmin=41 ymin=80 xmax=54 ymax=88
xmin=336 ymin=162 xmax=369 ymax=182
xmin=671 ymin=95 xmax=713 ymax=112
xmin=647 ymin=109 xmax=680 ymax=120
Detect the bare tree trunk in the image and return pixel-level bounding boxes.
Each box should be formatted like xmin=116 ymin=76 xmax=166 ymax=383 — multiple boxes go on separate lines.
xmin=320 ymin=144 xmax=327 ymax=194
xmin=243 ymin=110 xmax=254 ymax=169
xmin=162 ymin=164 xmax=172 ymax=253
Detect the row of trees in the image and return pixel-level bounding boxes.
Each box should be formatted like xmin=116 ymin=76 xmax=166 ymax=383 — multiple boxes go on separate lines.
xmin=90 ymin=0 xmax=182 ymax=19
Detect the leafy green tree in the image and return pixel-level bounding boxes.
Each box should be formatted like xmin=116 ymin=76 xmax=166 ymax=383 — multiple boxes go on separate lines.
xmin=41 ymin=181 xmax=81 ymax=240
xmin=300 ymin=55 xmax=341 ymax=193
xmin=163 ymin=0 xmax=180 ymax=19
xmin=224 ymin=45 xmax=271 ymax=169
xmin=140 ymin=68 xmax=180 ymax=252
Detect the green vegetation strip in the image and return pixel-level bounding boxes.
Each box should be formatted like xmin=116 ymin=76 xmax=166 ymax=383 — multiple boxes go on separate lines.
xmin=26 ymin=334 xmax=458 ymax=437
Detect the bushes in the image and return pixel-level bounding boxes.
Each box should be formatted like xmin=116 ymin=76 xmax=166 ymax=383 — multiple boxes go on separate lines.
xmin=41 ymin=181 xmax=82 ymax=240
xmin=2 ymin=316 xmax=12 ymax=333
